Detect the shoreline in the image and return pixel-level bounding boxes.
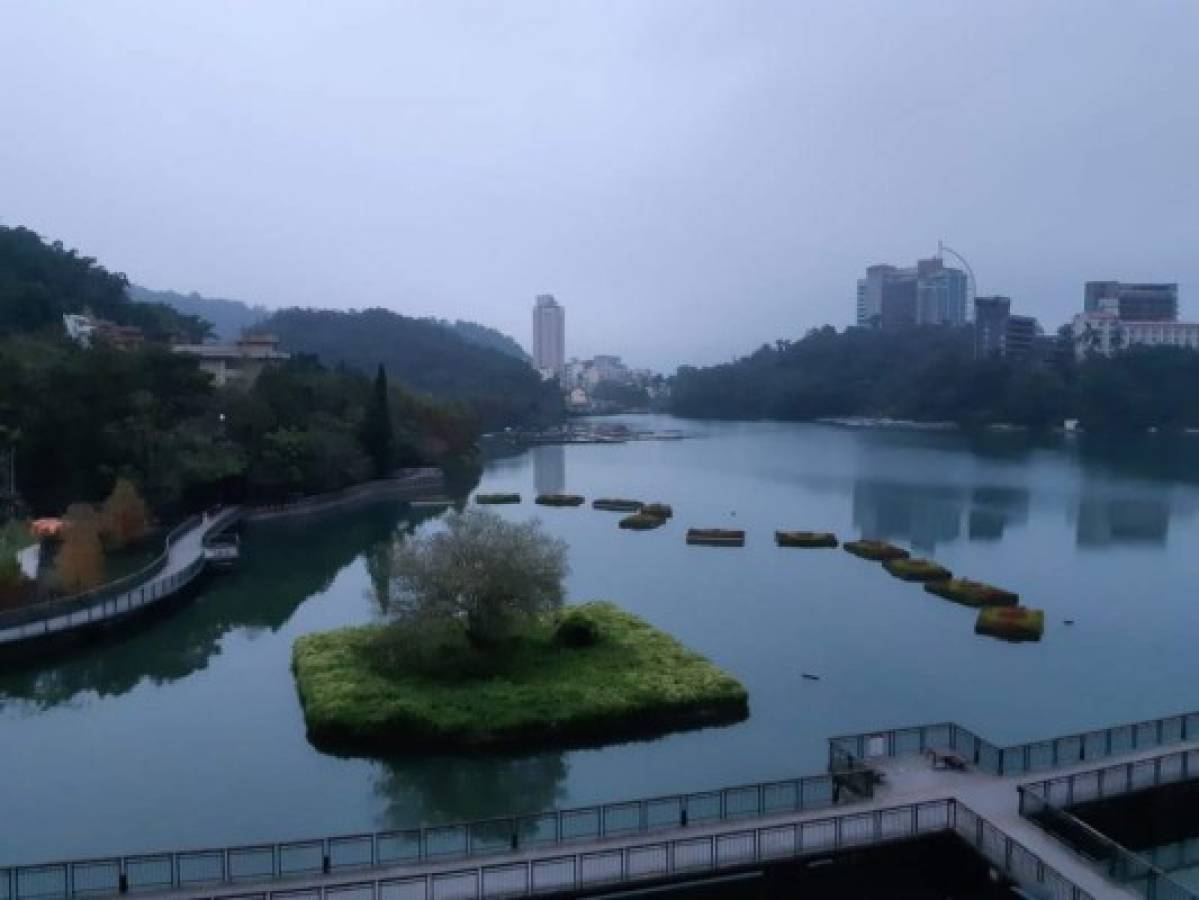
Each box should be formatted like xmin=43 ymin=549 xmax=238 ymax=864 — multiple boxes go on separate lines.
xmin=243 ymin=469 xmax=446 ymax=523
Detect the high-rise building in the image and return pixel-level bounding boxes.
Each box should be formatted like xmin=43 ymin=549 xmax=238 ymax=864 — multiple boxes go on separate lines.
xmin=1084 ymin=281 xmax=1178 ymax=321
xmin=974 ymin=296 xmax=1011 ymax=358
xmin=856 ymin=257 xmax=967 ymax=329
xmin=915 ymin=258 xmax=968 ymax=326
xmin=1005 ymin=315 xmax=1038 ymax=360
xmin=532 ymin=294 xmax=565 ymax=377
xmin=973 ymin=296 xmax=1039 ymax=361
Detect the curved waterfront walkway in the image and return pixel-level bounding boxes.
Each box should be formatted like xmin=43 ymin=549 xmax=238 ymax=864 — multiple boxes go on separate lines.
xmin=0 ymin=507 xmax=242 ymax=648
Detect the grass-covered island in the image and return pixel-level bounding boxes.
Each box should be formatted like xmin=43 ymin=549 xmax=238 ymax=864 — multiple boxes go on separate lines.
xmin=293 ymin=602 xmax=748 ymax=753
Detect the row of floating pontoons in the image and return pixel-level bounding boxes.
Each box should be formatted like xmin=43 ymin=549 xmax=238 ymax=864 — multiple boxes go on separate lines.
xmin=475 ymin=491 xmax=1044 ymax=644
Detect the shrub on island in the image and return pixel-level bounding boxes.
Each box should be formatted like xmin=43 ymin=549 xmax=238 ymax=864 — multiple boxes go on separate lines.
xmin=843 ymin=539 xmax=909 ymax=561
xmin=292 ymin=602 xmax=748 ymax=752
xmin=975 ymin=606 xmax=1044 ymax=642
xmin=475 ymin=493 xmax=521 ymax=505
xmin=619 ymin=512 xmax=666 ymax=530
xmin=686 ymin=528 xmax=745 ymax=547
xmin=925 ymin=579 xmax=1018 ymax=608
xmin=882 ymin=557 xmax=951 ymax=582
xmin=775 ymin=531 xmax=838 ymax=549
xmin=592 ymin=499 xmax=643 ymax=512
xmin=554 ymin=606 xmax=602 ymax=647
xmin=641 ymin=503 xmax=673 ymax=519
xmin=535 ymin=493 xmax=585 ymax=507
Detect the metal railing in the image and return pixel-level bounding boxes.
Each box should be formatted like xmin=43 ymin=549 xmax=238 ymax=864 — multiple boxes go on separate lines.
xmin=1022 ymin=747 xmax=1199 ymax=811
xmin=245 ymin=471 xmax=444 ymax=521
xmin=0 ymin=509 xmax=240 ymax=643
xmin=0 ymin=771 xmax=873 ymax=900
xmin=44 ymin=801 xmax=1095 ymax=900
xmin=829 ymin=710 xmax=1199 ymax=777
xmin=1019 ymin=782 xmax=1194 ymax=900
xmin=951 ymin=802 xmax=1096 ymax=900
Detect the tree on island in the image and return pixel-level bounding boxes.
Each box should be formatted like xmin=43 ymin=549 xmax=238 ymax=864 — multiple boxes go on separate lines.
xmin=361 ymin=364 xmax=394 ymax=478
xmin=384 ymin=509 xmax=568 ymax=648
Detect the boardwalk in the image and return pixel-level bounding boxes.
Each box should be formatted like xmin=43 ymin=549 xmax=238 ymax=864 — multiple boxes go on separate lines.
xmin=0 ymin=508 xmax=241 ymax=647
xmin=13 ymin=732 xmax=1197 ymax=900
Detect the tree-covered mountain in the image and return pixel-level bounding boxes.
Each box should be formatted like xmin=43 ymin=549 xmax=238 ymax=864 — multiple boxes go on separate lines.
xmin=128 ymin=285 xmax=267 ymax=341
xmin=671 ymin=324 xmax=1199 ymax=432
xmin=0 ymin=226 xmax=209 ymax=343
xmin=0 ymin=227 xmax=478 ymax=517
xmin=434 ymin=319 xmax=531 ymax=363
xmin=261 ymin=307 xmax=560 ymax=429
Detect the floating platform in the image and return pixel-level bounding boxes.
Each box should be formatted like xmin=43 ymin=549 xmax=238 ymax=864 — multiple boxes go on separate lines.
xmin=775 ymin=531 xmax=838 ymax=549
xmin=620 ymin=512 xmax=666 ymax=530
xmin=535 ymin=493 xmax=585 ymax=507
xmin=925 ymin=579 xmax=1018 ymax=608
xmin=843 ymin=540 xmax=910 ymax=561
xmin=593 ymin=499 xmax=644 ymax=512
xmin=975 ymin=606 xmax=1044 ymax=642
xmin=475 ymin=493 xmax=521 ymax=505
xmin=882 ymin=558 xmax=952 ymax=582
xmin=641 ymin=503 xmax=673 ymax=519
xmin=410 ymin=497 xmax=453 ymax=509
xmin=686 ymin=528 xmax=745 ymax=547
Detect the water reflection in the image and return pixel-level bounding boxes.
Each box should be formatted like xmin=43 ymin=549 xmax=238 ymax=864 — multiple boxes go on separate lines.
xmin=533 ymin=445 xmax=566 ymax=495
xmin=852 ymin=480 xmax=964 ymax=552
xmin=0 ymin=503 xmax=445 ymax=708
xmin=1074 ymin=494 xmax=1171 ymax=547
xmin=967 ymin=486 xmax=1030 ymax=542
xmin=375 ymin=752 xmax=567 ymax=831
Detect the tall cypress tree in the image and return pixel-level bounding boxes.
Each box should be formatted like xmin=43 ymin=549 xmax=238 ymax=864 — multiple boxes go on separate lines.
xmin=362 ymin=364 xmax=394 ymax=478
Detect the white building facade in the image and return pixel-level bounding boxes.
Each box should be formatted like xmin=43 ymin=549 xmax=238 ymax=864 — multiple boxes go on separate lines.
xmin=1071 ymin=311 xmax=1199 ymax=359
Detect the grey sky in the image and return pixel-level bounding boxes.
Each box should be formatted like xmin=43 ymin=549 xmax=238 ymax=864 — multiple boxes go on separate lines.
xmin=2 ymin=1 xmax=1196 ymax=369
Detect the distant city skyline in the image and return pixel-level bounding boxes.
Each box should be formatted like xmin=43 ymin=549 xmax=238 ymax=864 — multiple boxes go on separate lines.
xmin=2 ymin=2 xmax=1196 ymax=370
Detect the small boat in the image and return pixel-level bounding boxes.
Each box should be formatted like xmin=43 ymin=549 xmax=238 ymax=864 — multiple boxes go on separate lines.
xmin=686 ymin=528 xmax=746 ymax=547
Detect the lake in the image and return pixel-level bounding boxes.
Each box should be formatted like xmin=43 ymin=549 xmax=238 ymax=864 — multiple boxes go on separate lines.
xmin=4 ymin=415 xmax=1199 ymax=863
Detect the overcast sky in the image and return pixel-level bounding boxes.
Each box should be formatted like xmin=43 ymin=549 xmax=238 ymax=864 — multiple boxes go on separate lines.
xmin=2 ymin=2 xmax=1196 ymax=369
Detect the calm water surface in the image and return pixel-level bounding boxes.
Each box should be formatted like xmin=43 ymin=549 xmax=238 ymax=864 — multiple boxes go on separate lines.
xmin=4 ymin=416 xmax=1199 ymax=862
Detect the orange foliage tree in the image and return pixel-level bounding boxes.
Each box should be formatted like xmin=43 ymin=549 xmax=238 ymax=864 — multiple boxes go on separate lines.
xmin=54 ymin=504 xmax=105 ymax=593
xmin=101 ymin=478 xmax=151 ymax=551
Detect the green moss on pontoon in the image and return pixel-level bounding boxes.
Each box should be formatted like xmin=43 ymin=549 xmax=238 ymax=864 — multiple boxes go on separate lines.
xmin=925 ymin=578 xmax=1018 ymax=607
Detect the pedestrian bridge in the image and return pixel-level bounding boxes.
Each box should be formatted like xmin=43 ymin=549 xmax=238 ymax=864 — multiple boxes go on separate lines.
xmin=8 ymin=709 xmax=1199 ymax=900
xmin=0 ymin=507 xmax=242 ymax=650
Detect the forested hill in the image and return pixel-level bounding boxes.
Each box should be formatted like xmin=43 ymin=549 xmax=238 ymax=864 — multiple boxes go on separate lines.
xmin=437 ymin=319 xmax=531 ymax=362
xmin=670 ymin=324 xmax=1199 ymax=432
xmin=261 ymin=307 xmax=560 ymax=429
xmin=129 ymin=285 xmax=267 ymax=340
xmin=0 ymin=227 xmax=479 ymax=518
xmin=0 ymin=226 xmax=208 ymax=342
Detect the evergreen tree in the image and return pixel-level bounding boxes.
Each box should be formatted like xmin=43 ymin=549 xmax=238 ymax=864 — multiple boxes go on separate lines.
xmin=362 ymin=364 xmax=394 ymax=478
